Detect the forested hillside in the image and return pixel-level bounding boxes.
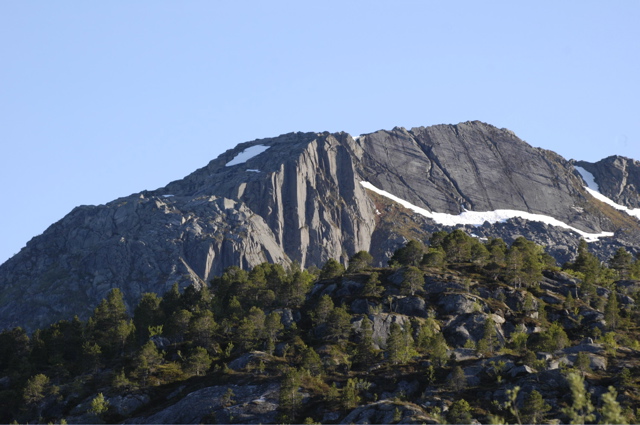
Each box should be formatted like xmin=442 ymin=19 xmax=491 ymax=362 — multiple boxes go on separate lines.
xmin=1 ymin=231 xmax=639 ymax=424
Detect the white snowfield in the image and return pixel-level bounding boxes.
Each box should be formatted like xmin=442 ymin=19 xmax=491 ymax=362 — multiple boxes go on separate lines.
xmin=225 ymin=145 xmax=270 ymax=167
xmin=360 ymin=181 xmax=614 ymax=242
xmin=575 ymin=166 xmax=640 ymax=220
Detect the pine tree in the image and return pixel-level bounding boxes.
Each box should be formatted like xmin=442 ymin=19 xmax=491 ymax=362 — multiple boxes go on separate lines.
xmin=325 ymin=306 xmax=352 ymax=342
xmin=134 ymin=340 xmax=163 ymax=386
xmin=449 ymin=366 xmax=467 ymax=391
xmin=610 ymin=247 xmax=633 ymax=279
xmin=421 ymin=247 xmax=446 ymax=268
xmin=279 ymin=368 xmax=302 ymax=422
xmin=185 ymin=347 xmax=211 ymax=376
xmin=477 ymin=315 xmax=498 ymax=355
xmin=320 ymin=258 xmax=345 ymax=279
xmin=362 ymin=272 xmax=384 ymax=297
xmin=389 ymin=240 xmax=424 ymax=266
xmin=562 ymin=372 xmax=595 ymax=424
xmin=442 ymin=229 xmax=473 ymax=263
xmin=313 ymin=294 xmax=334 ymax=326
xmin=189 ymin=310 xmax=217 ymax=350
xmin=604 ymin=291 xmax=620 ymax=331
xmin=401 ymin=266 xmax=424 ymax=296
xmin=575 ymin=352 xmax=592 ymax=376
xmin=574 ymin=239 xmax=601 ymax=285
xmin=301 ymin=345 xmax=323 ymax=376
xmin=354 ymin=316 xmax=376 ymax=367
xmin=134 ymin=292 xmax=163 ymax=343
xmin=386 ymin=322 xmax=404 ymax=364
xmin=599 ymin=386 xmax=625 ymax=424
xmin=347 ymin=251 xmax=374 ymax=273
xmin=282 ymin=268 xmax=314 ymax=308
xmin=448 ymin=399 xmax=473 ymax=424
xmin=521 ymin=390 xmax=551 ymax=424
xmin=88 ymin=392 xmax=110 ymax=418
xmin=264 ymin=311 xmax=284 ymax=351
xmin=88 ymin=288 xmax=132 ymax=355
xmin=341 ymin=378 xmax=361 ymax=409
xmin=539 ymin=322 xmax=569 ymax=351
xmin=23 ymin=373 xmax=51 ymax=407
xmin=430 ymin=332 xmax=449 ymax=367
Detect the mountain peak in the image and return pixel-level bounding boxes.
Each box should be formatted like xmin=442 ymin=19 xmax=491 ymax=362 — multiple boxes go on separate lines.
xmin=1 ymin=122 xmax=639 ymax=331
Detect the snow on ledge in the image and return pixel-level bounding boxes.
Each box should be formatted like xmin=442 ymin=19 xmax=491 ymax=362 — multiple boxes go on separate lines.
xmin=360 ymin=181 xmax=614 ymax=242
xmin=574 ymin=166 xmax=599 ymax=191
xmin=575 ymin=167 xmax=640 ymax=220
xmin=226 ymin=145 xmax=270 ymax=167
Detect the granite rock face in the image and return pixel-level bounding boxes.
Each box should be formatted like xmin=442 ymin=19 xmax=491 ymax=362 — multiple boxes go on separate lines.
xmin=575 ymin=156 xmax=640 ymax=208
xmin=1 ymin=121 xmax=639 ymax=330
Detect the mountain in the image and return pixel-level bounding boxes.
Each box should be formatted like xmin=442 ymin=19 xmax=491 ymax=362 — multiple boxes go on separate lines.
xmin=1 ymin=121 xmax=639 ymax=331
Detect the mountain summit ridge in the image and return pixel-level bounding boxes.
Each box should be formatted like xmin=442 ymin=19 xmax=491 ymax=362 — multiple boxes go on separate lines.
xmin=1 ymin=121 xmax=639 ymax=330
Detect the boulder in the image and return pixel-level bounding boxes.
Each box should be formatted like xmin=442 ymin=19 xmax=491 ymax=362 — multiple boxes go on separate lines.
xmin=438 ymin=293 xmax=484 ymax=315
xmin=395 ymin=296 xmax=428 ymax=318
xmin=340 ymin=400 xmax=435 ymax=424
xmin=108 ymin=393 xmax=150 ymax=417
xmin=137 ymin=383 xmax=280 ymax=424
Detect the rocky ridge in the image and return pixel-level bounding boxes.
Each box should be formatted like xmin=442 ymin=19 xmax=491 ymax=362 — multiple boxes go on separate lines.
xmin=1 ymin=121 xmax=639 ymax=330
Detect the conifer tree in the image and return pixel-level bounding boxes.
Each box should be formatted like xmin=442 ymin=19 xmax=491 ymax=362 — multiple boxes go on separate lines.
xmin=88 ymin=288 xmax=133 ymax=356
xmin=389 ymin=240 xmax=424 ymax=266
xmin=386 ymin=322 xmax=416 ymax=364
xmin=448 ymin=399 xmax=473 ymax=424
xmin=610 ymin=247 xmax=633 ymax=279
xmin=362 ymin=272 xmax=384 ymax=297
xmin=401 ymin=266 xmax=424 ymax=296
xmin=575 ymin=351 xmax=592 ymax=376
xmin=449 ymin=365 xmax=467 ymax=391
xmin=264 ymin=311 xmax=284 ymax=352
xmin=185 ymin=347 xmax=211 ymax=376
xmin=347 ymin=251 xmax=374 ymax=273
xmin=604 ymin=291 xmax=620 ymax=331
xmin=88 ymin=392 xmax=110 ymax=419
xmin=599 ymin=386 xmax=625 ymax=424
xmin=320 ymin=258 xmax=345 ymax=279
xmin=354 ymin=316 xmax=376 ymax=367
xmin=522 ymin=390 xmax=551 ymax=424
xmin=573 ymin=239 xmax=601 ymax=285
xmin=134 ymin=340 xmax=163 ymax=386
xmin=189 ymin=310 xmax=217 ymax=350
xmin=279 ymin=368 xmax=302 ymax=422
xmin=134 ymin=292 xmax=163 ymax=343
xmin=562 ymin=372 xmax=595 ymax=424
xmin=442 ymin=229 xmax=473 ymax=263
xmin=430 ymin=332 xmax=449 ymax=367
xmin=313 ymin=294 xmax=334 ymax=326
xmin=325 ymin=306 xmax=352 ymax=342
xmin=477 ymin=315 xmax=498 ymax=355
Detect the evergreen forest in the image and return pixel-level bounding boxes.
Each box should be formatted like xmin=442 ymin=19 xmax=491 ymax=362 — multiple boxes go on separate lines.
xmin=1 ymin=230 xmax=640 ymax=424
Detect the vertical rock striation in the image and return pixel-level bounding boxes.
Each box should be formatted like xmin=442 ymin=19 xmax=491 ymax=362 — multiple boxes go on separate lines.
xmin=0 ymin=121 xmax=638 ymax=330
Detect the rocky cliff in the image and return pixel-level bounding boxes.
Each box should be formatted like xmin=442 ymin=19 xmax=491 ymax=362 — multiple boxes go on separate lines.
xmin=575 ymin=156 xmax=640 ymax=209
xmin=1 ymin=121 xmax=639 ymax=330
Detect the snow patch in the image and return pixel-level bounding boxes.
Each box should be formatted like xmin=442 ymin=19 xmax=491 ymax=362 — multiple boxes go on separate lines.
xmin=360 ymin=181 xmax=614 ymax=242
xmin=246 ymin=169 xmax=261 ymax=173
xmin=162 ymin=194 xmax=174 ymax=198
xmin=226 ymin=145 xmax=270 ymax=167
xmin=575 ymin=167 xmax=640 ymax=220
xmin=575 ymin=166 xmax=600 ymax=191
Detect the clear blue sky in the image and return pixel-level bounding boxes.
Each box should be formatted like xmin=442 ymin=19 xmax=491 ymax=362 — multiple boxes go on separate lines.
xmin=1 ymin=1 xmax=639 ymax=265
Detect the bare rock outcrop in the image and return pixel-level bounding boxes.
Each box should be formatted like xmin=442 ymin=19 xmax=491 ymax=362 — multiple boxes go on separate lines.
xmin=2 ymin=121 xmax=640 ymax=330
